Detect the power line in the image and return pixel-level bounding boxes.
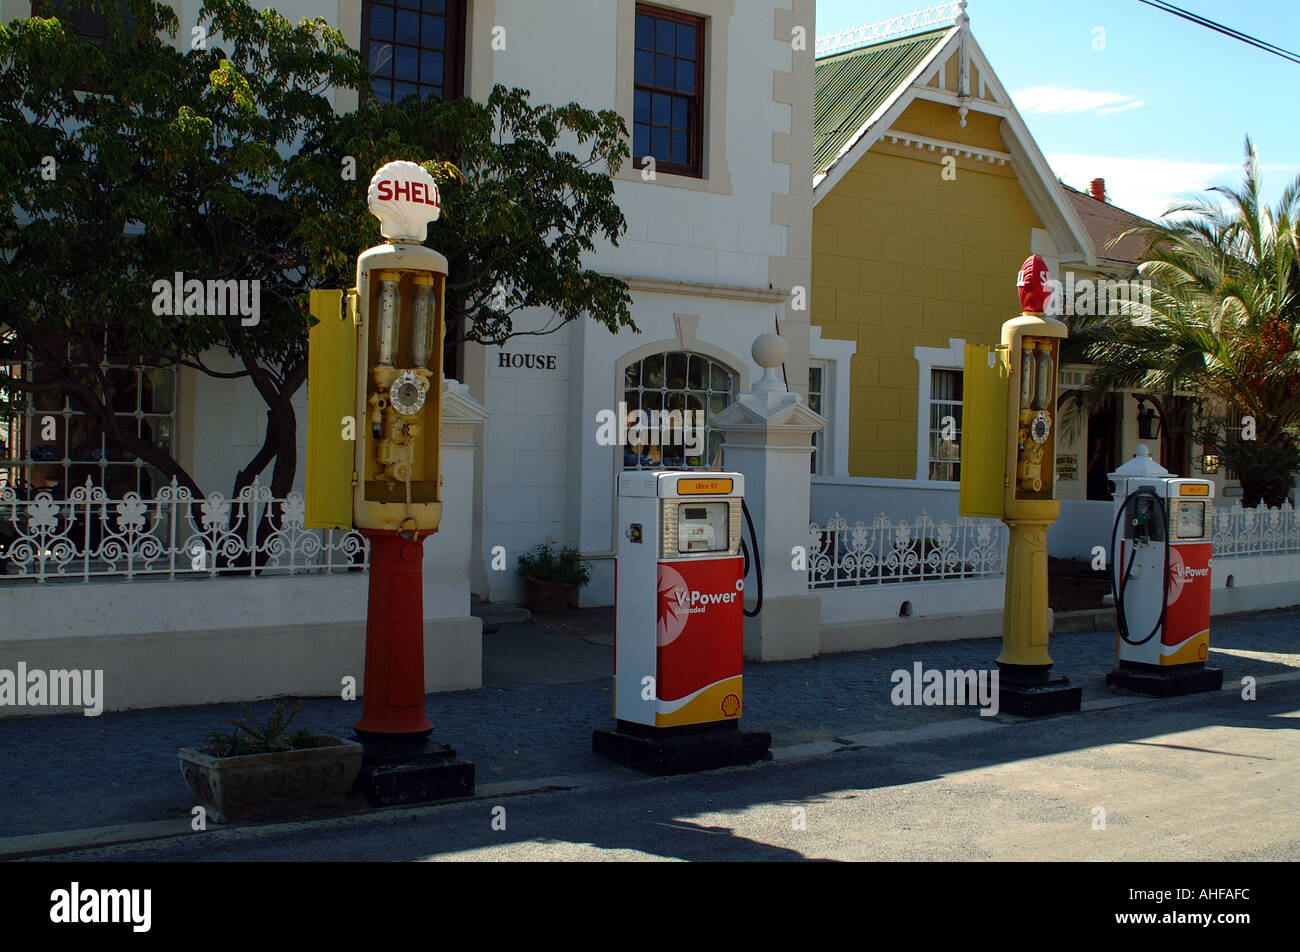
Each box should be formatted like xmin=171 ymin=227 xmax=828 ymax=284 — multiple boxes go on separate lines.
xmin=1137 ymin=0 xmax=1300 ymax=65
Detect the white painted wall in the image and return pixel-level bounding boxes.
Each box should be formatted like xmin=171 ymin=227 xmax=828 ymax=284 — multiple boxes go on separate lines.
xmin=812 ymin=475 xmax=961 ymax=526
xmin=817 ymin=577 xmax=1004 ymax=625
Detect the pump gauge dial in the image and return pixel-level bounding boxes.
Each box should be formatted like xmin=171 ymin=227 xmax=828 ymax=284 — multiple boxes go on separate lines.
xmin=1029 ymin=410 xmax=1051 ymax=444
xmin=389 ymin=371 xmax=427 ymax=416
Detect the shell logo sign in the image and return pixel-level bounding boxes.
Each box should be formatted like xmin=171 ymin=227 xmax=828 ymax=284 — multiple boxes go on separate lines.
xmin=367 ymin=160 xmax=442 ymax=242
xmin=1017 ymin=253 xmax=1051 ymax=314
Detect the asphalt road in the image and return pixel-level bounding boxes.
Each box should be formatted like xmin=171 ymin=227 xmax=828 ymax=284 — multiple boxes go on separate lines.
xmin=33 ymin=676 xmax=1300 ymax=862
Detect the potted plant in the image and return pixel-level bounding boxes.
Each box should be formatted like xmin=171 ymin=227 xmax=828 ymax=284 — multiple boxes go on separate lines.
xmin=517 ymin=539 xmax=591 ymax=611
xmin=178 ymin=700 xmax=363 ymax=823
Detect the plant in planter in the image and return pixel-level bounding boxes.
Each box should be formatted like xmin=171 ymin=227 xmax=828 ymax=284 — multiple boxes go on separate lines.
xmin=517 ymin=539 xmax=591 ymax=611
xmin=178 ymin=700 xmax=363 ymax=823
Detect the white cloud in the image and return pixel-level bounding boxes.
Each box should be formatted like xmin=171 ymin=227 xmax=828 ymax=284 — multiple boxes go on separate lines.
xmin=1013 ymin=86 xmax=1143 ymax=116
xmin=1096 ymin=101 xmax=1147 ymax=117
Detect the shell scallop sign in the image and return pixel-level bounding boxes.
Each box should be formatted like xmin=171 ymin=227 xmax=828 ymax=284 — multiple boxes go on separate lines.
xmin=367 ymin=160 xmax=443 ymax=242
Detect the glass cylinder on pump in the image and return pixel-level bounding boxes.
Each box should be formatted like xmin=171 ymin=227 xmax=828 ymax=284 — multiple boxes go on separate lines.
xmin=410 ymin=275 xmax=434 ymax=369
xmin=375 ymin=271 xmax=401 ymax=367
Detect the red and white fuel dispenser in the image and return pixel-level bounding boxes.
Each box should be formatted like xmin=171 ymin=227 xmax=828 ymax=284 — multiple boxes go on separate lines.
xmin=593 ymin=471 xmax=771 ymax=773
xmin=1105 ymin=445 xmax=1223 ymax=696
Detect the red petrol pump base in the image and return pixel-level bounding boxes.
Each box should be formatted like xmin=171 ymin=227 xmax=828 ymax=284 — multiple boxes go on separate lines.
xmin=352 ymin=530 xmax=474 ymax=806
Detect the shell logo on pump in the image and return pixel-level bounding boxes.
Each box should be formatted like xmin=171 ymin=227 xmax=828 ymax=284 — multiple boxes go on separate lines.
xmin=367 ymin=160 xmax=443 ymax=242
xmin=1017 ymin=253 xmax=1051 ymax=314
xmin=657 ymin=565 xmax=691 ymax=645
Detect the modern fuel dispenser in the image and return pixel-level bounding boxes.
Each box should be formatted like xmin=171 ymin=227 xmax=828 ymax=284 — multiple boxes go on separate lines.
xmin=305 ymin=159 xmax=472 ymax=805
xmin=1105 ymin=445 xmax=1222 ymax=696
xmin=593 ymin=471 xmax=771 ymax=774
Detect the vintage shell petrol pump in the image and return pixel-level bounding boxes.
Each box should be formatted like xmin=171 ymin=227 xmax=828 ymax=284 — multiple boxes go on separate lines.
xmin=593 ymin=471 xmax=771 ymax=774
xmin=305 ymin=160 xmax=472 ymax=804
xmin=1105 ymin=446 xmax=1222 ymax=696
xmin=959 ymin=255 xmax=1082 ymax=716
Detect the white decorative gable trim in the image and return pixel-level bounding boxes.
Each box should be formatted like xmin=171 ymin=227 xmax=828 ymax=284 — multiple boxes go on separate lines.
xmin=882 ymin=133 xmax=1011 ymax=166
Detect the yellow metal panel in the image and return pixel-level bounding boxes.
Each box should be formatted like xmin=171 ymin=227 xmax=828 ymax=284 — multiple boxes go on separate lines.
xmin=677 ymin=477 xmax=734 ymax=496
xmin=305 ymin=289 xmax=356 ymax=530
xmin=959 ymin=343 xmax=1008 ymax=519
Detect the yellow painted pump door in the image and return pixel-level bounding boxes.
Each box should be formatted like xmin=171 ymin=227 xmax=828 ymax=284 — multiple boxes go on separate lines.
xmin=959 ymin=343 xmax=1009 ymax=520
xmin=305 ymin=289 xmax=358 ymax=530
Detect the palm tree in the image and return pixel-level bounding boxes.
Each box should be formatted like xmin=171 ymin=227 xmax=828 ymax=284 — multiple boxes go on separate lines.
xmin=1074 ymin=138 xmax=1300 ymax=507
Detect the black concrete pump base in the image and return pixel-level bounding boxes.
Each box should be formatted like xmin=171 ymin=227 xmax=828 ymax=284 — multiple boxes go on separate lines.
xmin=352 ymin=734 xmax=475 ymax=806
xmin=996 ymin=663 xmax=1082 ymax=717
xmin=593 ymin=720 xmax=772 ymax=776
xmin=1106 ymin=660 xmax=1223 ymax=698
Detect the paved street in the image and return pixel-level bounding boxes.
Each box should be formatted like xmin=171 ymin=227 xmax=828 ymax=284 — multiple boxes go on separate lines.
xmin=25 ymin=674 xmax=1300 ymax=862
xmin=2 ymin=607 xmax=1297 ymax=859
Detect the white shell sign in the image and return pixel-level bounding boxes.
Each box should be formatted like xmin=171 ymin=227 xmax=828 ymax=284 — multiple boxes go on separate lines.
xmin=367 ymin=160 xmax=442 ymax=242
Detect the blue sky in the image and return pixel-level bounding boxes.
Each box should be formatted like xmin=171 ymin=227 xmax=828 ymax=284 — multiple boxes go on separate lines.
xmin=815 ymin=0 xmax=1300 ymax=221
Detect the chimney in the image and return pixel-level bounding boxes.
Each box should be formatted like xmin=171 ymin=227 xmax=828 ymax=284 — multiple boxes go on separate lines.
xmin=1089 ymin=178 xmax=1107 ymax=202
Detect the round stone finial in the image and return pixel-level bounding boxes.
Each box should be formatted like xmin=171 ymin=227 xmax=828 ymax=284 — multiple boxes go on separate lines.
xmin=752 ymin=333 xmax=788 ymax=369
xmin=751 ymin=333 xmax=788 ymax=393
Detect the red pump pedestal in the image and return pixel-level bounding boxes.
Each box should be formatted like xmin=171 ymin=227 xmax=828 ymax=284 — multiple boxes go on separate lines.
xmin=355 ymin=531 xmax=434 ymax=737
xmin=351 ymin=530 xmax=474 ymax=805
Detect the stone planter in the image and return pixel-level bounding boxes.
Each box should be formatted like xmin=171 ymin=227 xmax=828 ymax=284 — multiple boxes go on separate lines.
xmin=524 ymin=577 xmax=577 ymax=612
xmin=178 ymin=737 xmax=364 ymax=823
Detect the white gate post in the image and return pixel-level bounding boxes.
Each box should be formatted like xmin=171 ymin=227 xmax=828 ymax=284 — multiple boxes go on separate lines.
xmin=714 ymin=334 xmax=827 ymax=661
xmin=421 ymin=379 xmax=490 ymax=690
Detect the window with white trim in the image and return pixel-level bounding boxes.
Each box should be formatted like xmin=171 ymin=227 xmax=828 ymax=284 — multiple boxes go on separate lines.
xmin=809 ymin=361 xmax=828 ymax=475
xmin=928 ymin=368 xmax=962 ymax=482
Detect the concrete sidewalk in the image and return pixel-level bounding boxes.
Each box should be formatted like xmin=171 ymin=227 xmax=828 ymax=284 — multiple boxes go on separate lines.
xmin=1 ymin=608 xmax=1297 ymax=844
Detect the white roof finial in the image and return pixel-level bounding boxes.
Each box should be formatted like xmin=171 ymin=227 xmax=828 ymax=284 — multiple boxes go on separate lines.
xmin=957 ymin=1 xmax=969 ymax=26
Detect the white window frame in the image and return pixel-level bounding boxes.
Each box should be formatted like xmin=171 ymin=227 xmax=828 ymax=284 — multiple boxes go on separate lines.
xmin=808 ymin=359 xmax=829 ymax=475
xmin=808 ymin=326 xmax=854 ymax=477
xmin=614 ymin=0 xmax=734 ymax=196
xmin=914 ymin=338 xmax=966 ymax=484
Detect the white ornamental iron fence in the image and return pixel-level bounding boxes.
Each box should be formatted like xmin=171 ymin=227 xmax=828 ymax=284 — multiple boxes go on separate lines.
xmin=0 ymin=477 xmax=367 ymax=582
xmin=1212 ymin=501 xmax=1300 ymax=559
xmin=808 ymin=511 xmax=1008 ymax=589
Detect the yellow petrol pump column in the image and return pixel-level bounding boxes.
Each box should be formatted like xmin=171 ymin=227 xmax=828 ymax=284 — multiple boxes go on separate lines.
xmin=961 ymin=256 xmax=1082 ymax=717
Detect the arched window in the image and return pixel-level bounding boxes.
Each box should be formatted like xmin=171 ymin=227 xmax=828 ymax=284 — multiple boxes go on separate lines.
xmin=622 ymin=351 xmax=735 ymax=470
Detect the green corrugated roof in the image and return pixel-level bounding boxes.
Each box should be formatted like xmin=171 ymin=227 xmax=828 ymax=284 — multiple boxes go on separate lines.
xmin=814 ymin=27 xmax=950 ymax=178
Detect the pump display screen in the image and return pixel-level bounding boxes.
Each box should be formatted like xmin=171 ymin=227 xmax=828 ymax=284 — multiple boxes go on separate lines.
xmin=677 ymin=501 xmax=730 ymax=554
xmin=1175 ymin=501 xmax=1207 ymax=540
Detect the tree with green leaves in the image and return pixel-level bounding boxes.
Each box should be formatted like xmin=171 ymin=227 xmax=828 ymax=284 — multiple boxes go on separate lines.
xmin=0 ymin=0 xmax=633 ymax=507
xmin=1071 ymin=138 xmax=1300 ymax=507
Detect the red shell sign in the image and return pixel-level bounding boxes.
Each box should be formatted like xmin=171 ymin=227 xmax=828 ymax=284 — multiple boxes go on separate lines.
xmin=1017 ymin=254 xmax=1051 ymax=314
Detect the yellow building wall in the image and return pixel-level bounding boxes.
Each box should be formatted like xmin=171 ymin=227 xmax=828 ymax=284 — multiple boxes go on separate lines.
xmin=813 ymin=114 xmax=1044 ymax=479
